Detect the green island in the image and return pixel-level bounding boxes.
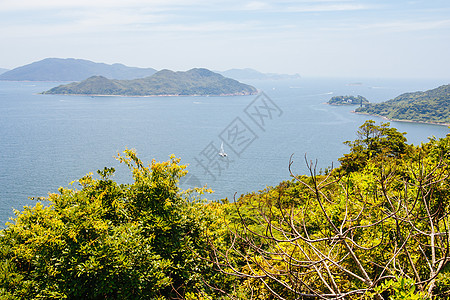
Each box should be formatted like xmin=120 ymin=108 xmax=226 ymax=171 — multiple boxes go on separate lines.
xmin=327 ymin=95 xmax=369 ymax=106
xmin=42 ymin=68 xmax=258 ymax=97
xmin=1 ymin=120 xmax=449 ymax=299
xmin=356 ymin=84 xmax=450 ymax=125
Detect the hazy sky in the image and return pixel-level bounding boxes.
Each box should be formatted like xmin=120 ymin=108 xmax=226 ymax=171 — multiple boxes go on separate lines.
xmin=1 ymin=0 xmax=449 ymax=78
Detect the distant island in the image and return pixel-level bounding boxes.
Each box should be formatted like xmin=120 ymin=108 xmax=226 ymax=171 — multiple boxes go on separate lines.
xmin=218 ymin=68 xmax=301 ymax=80
xmin=328 ymin=95 xmax=369 ymax=106
xmin=0 ymin=68 xmax=9 ymax=75
xmin=42 ymin=68 xmax=258 ymax=97
xmin=0 ymin=58 xmax=157 ymax=81
xmin=355 ymin=84 xmax=450 ymax=125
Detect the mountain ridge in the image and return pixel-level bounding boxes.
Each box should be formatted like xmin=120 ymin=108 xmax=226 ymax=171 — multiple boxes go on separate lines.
xmin=0 ymin=58 xmax=157 ymax=81
xmin=0 ymin=58 xmax=300 ymax=82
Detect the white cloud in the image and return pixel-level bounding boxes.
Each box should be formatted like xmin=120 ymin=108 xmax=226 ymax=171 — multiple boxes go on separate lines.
xmin=1 ymin=0 xmax=449 ymax=78
xmin=0 ymin=0 xmax=207 ymax=12
xmin=75 ymin=10 xmax=169 ymax=27
xmin=318 ymin=18 xmax=450 ymax=34
xmin=243 ymin=1 xmax=272 ymax=11
xmin=360 ymin=19 xmax=450 ymax=32
xmin=286 ymin=3 xmax=372 ymax=13
xmin=211 ymin=0 xmax=375 ymax=13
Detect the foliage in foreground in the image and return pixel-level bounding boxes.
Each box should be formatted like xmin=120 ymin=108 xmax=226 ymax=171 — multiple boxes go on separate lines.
xmin=0 ymin=150 xmax=228 ymax=299
xmin=209 ymin=121 xmax=450 ymax=299
xmin=0 ymin=121 xmax=449 ymax=299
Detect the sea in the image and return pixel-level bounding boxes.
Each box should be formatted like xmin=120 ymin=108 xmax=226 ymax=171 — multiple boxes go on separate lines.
xmin=1 ymin=77 xmax=449 ymax=226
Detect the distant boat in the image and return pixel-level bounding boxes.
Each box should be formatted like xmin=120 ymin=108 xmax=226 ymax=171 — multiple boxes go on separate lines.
xmin=219 ymin=142 xmax=227 ymax=157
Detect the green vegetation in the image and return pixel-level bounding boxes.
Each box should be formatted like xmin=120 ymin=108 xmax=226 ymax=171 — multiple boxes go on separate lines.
xmin=338 ymin=120 xmax=408 ymax=172
xmin=42 ymin=68 xmax=258 ymax=96
xmin=328 ymin=95 xmax=369 ymax=106
xmin=356 ymin=84 xmax=450 ymax=124
xmin=0 ymin=151 xmax=231 ymax=299
xmin=1 ymin=121 xmax=450 ymax=299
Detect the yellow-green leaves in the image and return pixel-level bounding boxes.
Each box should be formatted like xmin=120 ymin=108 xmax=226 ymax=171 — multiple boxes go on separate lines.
xmin=0 ymin=150 xmax=222 ymax=299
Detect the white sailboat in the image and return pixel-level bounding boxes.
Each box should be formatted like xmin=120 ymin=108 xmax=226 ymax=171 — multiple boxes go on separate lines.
xmin=219 ymin=142 xmax=227 ymax=157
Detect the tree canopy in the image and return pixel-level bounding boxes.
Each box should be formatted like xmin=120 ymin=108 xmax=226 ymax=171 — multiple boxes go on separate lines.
xmin=338 ymin=120 xmax=409 ymax=172
xmin=0 ymin=150 xmax=226 ymax=299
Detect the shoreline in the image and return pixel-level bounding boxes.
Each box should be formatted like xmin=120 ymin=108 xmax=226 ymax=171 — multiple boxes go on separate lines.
xmin=352 ymin=111 xmax=450 ymax=127
xmin=40 ymin=91 xmax=259 ymax=98
xmin=325 ymin=102 xmax=361 ymax=106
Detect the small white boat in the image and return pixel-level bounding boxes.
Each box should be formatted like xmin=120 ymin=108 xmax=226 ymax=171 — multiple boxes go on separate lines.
xmin=219 ymin=142 xmax=227 ymax=157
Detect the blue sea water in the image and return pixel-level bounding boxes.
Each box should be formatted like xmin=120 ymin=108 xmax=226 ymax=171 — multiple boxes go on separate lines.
xmin=0 ymin=78 xmax=449 ymax=226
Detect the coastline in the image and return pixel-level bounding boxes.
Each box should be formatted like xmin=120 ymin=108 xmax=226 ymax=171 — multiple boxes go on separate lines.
xmin=40 ymin=91 xmax=259 ymax=97
xmin=352 ymin=111 xmax=450 ymax=127
xmin=326 ymin=103 xmax=361 ymax=106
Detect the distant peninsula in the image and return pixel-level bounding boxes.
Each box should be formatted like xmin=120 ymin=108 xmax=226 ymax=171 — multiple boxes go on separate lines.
xmin=355 ymin=84 xmax=450 ymax=125
xmin=0 ymin=58 xmax=157 ymax=81
xmin=328 ymin=95 xmax=369 ymax=106
xmin=42 ymin=68 xmax=258 ymax=97
xmin=218 ymin=68 xmax=301 ymax=80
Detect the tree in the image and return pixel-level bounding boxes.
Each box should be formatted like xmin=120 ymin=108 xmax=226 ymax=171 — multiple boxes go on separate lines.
xmin=339 ymin=120 xmax=408 ymax=172
xmin=0 ymin=149 xmax=221 ymax=299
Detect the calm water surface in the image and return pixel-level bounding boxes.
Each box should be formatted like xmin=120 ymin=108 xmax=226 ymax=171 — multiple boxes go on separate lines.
xmin=0 ymin=78 xmax=449 ymax=225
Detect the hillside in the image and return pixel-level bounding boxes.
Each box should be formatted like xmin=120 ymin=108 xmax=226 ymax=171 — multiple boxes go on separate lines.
xmin=219 ymin=68 xmax=301 ymax=80
xmin=0 ymin=58 xmax=157 ymax=81
xmin=356 ymin=84 xmax=450 ymax=124
xmin=42 ymin=68 xmax=258 ymax=96
xmin=0 ymin=68 xmax=9 ymax=75
xmin=327 ymin=95 xmax=369 ymax=106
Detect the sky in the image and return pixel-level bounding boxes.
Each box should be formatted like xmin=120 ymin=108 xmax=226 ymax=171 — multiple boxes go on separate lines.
xmin=1 ymin=0 xmax=450 ymax=78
